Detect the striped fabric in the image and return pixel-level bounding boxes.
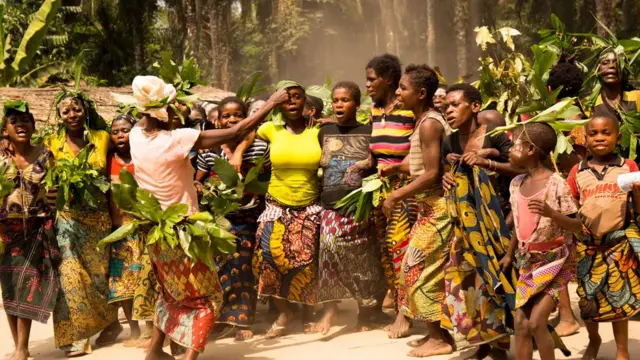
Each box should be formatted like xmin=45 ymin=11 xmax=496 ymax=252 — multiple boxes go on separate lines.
xmin=197 ymin=139 xmax=270 ymax=173
xmin=369 ymin=104 xmax=415 ymax=164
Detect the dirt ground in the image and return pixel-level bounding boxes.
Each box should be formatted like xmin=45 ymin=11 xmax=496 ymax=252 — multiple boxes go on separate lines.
xmin=2 ymin=284 xmax=639 ymax=360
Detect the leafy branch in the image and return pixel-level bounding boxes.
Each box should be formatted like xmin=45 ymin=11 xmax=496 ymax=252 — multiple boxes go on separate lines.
xmin=43 ymin=145 xmax=110 ymax=210
xmin=334 ymin=174 xmax=392 ymax=223
xmin=97 ymin=169 xmax=237 ymax=271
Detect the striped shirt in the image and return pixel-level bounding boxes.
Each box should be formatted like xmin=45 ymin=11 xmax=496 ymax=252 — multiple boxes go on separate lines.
xmin=369 ymin=103 xmax=415 ymax=164
xmin=197 ymin=139 xmax=271 ymax=174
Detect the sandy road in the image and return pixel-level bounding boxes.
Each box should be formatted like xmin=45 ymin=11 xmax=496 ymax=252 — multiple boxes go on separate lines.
xmin=2 ymin=284 xmax=639 ymax=360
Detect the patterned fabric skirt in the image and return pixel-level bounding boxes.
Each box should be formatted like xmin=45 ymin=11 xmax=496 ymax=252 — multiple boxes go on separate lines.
xmin=0 ymin=217 xmax=59 ymax=323
xmin=317 ymin=209 xmax=385 ymax=306
xmin=398 ymin=190 xmax=451 ymax=322
xmin=374 ymin=178 xmax=418 ymax=309
xmin=216 ymin=210 xmax=260 ymax=327
xmin=132 ymin=252 xmax=159 ymax=321
xmin=150 ymin=244 xmax=223 ymax=352
xmin=576 ymin=227 xmax=640 ymax=322
xmin=53 ymin=209 xmax=117 ymax=350
xmin=108 ymin=232 xmax=144 ymax=303
xmin=443 ymin=164 xmax=569 ymax=356
xmin=515 ymin=244 xmax=574 ymax=309
xmin=253 ymin=195 xmax=321 ymax=305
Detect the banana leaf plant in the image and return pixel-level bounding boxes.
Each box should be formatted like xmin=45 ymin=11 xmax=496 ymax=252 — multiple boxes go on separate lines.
xmin=236 ymin=71 xmax=267 ymax=103
xmin=486 ymin=98 xmax=587 ymax=158
xmin=43 ymin=145 xmax=110 ymax=210
xmin=617 ymin=108 xmax=640 ymax=160
xmin=1 ymin=0 xmax=63 ymax=86
xmin=97 ymin=169 xmax=237 ymax=271
xmin=334 ymin=174 xmax=392 ymax=223
xmin=200 ymin=157 xmax=268 ymax=217
xmin=472 ymin=26 xmax=530 ymax=126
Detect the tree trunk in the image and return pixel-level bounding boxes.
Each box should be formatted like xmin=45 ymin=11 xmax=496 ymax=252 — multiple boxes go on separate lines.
xmin=426 ymin=0 xmax=436 ymax=66
xmin=454 ymin=0 xmax=469 ymax=77
xmin=208 ymin=0 xmax=218 ymax=84
xmin=184 ymin=0 xmax=199 ymax=55
xmin=218 ymin=1 xmax=231 ymax=90
xmin=378 ymin=0 xmax=397 ymax=54
xmin=595 ymin=0 xmax=620 ymax=35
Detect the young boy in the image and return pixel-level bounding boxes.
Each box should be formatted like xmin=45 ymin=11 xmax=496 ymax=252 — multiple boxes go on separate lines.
xmin=567 ymin=115 xmax=640 ymax=360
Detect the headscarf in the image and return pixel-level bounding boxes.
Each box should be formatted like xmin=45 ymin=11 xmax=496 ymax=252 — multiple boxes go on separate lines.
xmin=270 ymin=80 xmax=303 ymax=126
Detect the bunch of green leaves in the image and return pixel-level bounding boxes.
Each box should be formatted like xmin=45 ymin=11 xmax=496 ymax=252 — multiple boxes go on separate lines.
xmin=617 ymin=108 xmax=640 ymax=160
xmin=30 ymin=122 xmax=56 ymax=146
xmin=486 ymin=98 xmax=587 ymax=158
xmin=43 ymin=145 xmax=110 ymax=210
xmin=200 ymin=157 xmax=268 ymax=217
xmin=153 ymin=51 xmax=201 ymax=104
xmin=516 ymin=44 xmax=560 ymax=115
xmin=97 ymin=169 xmax=236 ymax=270
xmin=306 ymin=77 xmax=333 ymax=118
xmin=236 ymin=71 xmax=266 ymax=103
xmin=334 ymin=174 xmax=392 ymax=223
xmin=537 ymin=14 xmax=587 ymax=71
xmin=472 ymin=26 xmax=531 ymax=126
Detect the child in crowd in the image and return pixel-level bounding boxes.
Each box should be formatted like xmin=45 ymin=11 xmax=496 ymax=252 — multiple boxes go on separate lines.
xmin=505 ymin=122 xmax=581 ymax=360
xmin=567 ymin=116 xmax=640 ymax=360
xmin=304 ymin=94 xmax=324 ymax=126
xmin=107 ymin=114 xmax=158 ymax=348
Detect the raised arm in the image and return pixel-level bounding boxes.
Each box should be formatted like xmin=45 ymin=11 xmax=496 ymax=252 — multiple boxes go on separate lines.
xmin=194 ymin=89 xmax=288 ymax=150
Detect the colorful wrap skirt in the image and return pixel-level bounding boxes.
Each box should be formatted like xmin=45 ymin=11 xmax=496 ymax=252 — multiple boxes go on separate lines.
xmin=374 ymin=178 xmax=418 ymax=309
xmin=253 ymin=194 xmax=322 ymax=305
xmin=398 ymin=189 xmax=451 ymax=322
xmin=150 ymin=244 xmax=223 ymax=352
xmin=443 ymin=164 xmax=569 ymax=355
xmin=577 ymin=225 xmax=640 ymax=322
xmin=216 ymin=209 xmax=260 ymax=327
xmin=53 ymin=207 xmax=117 ymax=350
xmin=317 ymin=209 xmax=385 ymax=306
xmin=515 ymin=243 xmax=574 ymax=309
xmin=0 ymin=217 xmax=59 ymax=323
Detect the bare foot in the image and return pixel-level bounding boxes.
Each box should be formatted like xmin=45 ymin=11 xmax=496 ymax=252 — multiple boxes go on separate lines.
xmin=312 ymin=308 xmax=337 ymax=335
xmin=555 ymin=319 xmax=581 ymax=337
xmin=145 ymin=350 xmax=175 ymax=360
xmin=581 ymin=335 xmax=601 ymax=360
xmin=137 ymin=337 xmax=152 ymax=350
xmin=10 ymin=349 xmax=29 ymax=360
xmin=408 ymin=335 xmax=429 ymax=348
xmin=265 ymin=311 xmax=293 ymax=339
xmin=408 ymin=336 xmax=453 ymax=358
xmin=386 ymin=312 xmax=411 ymax=339
xmin=235 ymin=329 xmax=254 ymax=341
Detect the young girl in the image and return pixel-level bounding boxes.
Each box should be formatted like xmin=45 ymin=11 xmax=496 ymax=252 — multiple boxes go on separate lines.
xmin=505 ymin=122 xmax=581 ymax=360
xmin=313 ymin=81 xmax=385 ymax=334
xmin=107 ymin=114 xmax=158 ymax=348
xmin=123 ymin=76 xmax=287 ymax=360
xmin=0 ymin=101 xmax=59 ymax=360
xmin=567 ymin=116 xmax=640 ymax=360
xmin=195 ymin=97 xmax=271 ymax=342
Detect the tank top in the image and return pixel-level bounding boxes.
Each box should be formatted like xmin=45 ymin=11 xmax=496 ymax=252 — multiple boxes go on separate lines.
xmin=409 ymin=110 xmax=451 ymax=177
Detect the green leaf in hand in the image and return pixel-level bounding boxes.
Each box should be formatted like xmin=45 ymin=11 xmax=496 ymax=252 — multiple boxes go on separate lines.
xmin=97 ymin=222 xmax=140 ymax=251
xmin=135 ymin=188 xmax=162 ymax=222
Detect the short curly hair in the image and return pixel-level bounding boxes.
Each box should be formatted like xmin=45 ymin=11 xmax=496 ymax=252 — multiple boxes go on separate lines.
xmin=404 ymin=64 xmax=439 ymax=100
xmin=513 ymin=122 xmax=557 ymax=159
xmin=366 ymin=53 xmax=402 ymax=89
xmin=548 ymin=61 xmax=584 ymax=98
xmin=446 ymin=83 xmax=482 ymax=105
xmin=217 ymin=97 xmax=248 ymax=118
xmin=333 ymin=81 xmax=362 ymax=106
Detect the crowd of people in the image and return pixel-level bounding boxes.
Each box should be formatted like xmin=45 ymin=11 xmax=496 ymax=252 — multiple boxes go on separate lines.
xmin=1 ymin=50 xmax=640 ymax=360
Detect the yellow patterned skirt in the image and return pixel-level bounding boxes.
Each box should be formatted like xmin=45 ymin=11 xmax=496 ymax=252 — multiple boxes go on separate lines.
xmin=53 ymin=208 xmax=117 ymax=350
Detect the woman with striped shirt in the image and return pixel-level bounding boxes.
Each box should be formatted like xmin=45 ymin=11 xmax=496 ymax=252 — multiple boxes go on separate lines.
xmin=365 ymin=53 xmax=418 ymax=339
xmin=194 ymin=97 xmax=270 ymax=341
